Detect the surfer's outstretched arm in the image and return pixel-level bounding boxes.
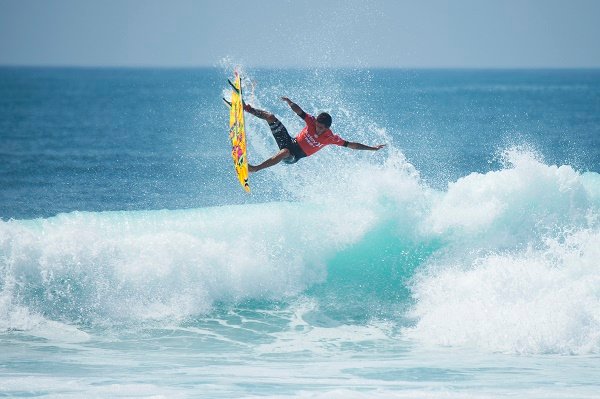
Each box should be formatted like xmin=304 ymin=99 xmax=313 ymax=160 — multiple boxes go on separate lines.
xmin=281 ymin=97 xmax=307 ymax=120
xmin=248 ymin=148 xmax=291 ymax=173
xmin=346 ymin=142 xmax=386 ymax=151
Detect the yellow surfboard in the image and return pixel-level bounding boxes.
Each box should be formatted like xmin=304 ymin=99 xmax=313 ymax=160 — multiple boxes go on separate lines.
xmin=225 ymin=72 xmax=250 ymax=192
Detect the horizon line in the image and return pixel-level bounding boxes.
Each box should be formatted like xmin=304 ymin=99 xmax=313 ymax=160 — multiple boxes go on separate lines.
xmin=2 ymin=64 xmax=600 ymax=71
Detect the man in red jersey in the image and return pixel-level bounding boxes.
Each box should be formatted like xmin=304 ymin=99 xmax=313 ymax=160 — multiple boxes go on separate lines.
xmin=243 ymin=97 xmax=385 ymax=173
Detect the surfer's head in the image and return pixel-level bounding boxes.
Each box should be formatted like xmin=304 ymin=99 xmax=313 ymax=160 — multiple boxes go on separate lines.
xmin=317 ymin=112 xmax=332 ymax=127
xmin=316 ymin=112 xmax=332 ymax=134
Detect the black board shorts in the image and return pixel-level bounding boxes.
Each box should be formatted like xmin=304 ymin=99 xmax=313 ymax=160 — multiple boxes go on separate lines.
xmin=268 ymin=119 xmax=306 ymax=164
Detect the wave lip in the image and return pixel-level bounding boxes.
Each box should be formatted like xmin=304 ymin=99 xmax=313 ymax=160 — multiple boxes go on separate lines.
xmin=425 ymin=149 xmax=597 ymax=247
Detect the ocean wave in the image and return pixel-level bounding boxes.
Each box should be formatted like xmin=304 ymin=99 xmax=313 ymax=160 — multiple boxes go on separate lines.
xmin=1 ymin=148 xmax=599 ymax=355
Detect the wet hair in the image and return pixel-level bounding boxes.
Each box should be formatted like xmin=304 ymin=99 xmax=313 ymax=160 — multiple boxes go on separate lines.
xmin=316 ymin=112 xmax=332 ymax=128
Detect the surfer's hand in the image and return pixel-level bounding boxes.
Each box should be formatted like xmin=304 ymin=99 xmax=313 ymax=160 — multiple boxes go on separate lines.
xmin=281 ymin=97 xmax=292 ymax=105
xmin=348 ymin=142 xmax=386 ymax=151
xmin=243 ymin=103 xmax=253 ymax=112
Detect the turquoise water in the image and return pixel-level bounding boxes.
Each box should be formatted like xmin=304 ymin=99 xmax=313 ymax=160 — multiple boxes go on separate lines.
xmin=1 ymin=67 xmax=599 ymax=398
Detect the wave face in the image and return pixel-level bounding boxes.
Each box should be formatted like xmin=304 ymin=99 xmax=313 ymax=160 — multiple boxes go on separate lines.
xmin=2 ymin=149 xmax=599 ymax=354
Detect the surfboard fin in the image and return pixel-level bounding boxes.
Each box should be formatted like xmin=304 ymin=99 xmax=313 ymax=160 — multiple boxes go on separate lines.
xmin=223 ymin=97 xmax=248 ymax=110
xmin=227 ymin=79 xmax=241 ymax=94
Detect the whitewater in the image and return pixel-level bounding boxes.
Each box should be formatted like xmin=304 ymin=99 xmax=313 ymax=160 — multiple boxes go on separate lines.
xmin=1 ymin=67 xmax=600 ymax=398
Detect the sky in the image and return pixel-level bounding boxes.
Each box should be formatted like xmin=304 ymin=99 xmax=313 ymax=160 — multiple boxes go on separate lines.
xmin=1 ymin=0 xmax=599 ymax=68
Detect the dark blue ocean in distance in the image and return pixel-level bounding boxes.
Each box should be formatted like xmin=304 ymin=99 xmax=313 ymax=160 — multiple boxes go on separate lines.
xmin=1 ymin=67 xmax=599 ymax=398
xmin=1 ymin=68 xmax=598 ymax=218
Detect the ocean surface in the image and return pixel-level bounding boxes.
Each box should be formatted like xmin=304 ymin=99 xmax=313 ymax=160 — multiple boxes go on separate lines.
xmin=1 ymin=67 xmax=599 ymax=398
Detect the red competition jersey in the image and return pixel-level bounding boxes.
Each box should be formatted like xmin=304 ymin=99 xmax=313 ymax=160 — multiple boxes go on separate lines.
xmin=295 ymin=114 xmax=347 ymax=156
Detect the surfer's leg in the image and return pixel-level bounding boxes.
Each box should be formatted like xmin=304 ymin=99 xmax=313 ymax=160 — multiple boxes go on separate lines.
xmin=245 ymin=104 xmax=296 ymax=166
xmin=249 ymin=148 xmax=291 ymax=173
xmin=244 ymin=104 xmax=277 ymax=123
xmin=268 ymin=119 xmax=294 ymax=150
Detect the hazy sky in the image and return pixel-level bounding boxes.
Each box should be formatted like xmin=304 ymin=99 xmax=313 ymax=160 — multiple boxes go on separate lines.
xmin=1 ymin=0 xmax=599 ymax=68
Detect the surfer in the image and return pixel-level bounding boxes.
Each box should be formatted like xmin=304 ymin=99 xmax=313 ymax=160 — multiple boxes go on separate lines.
xmin=243 ymin=97 xmax=385 ymax=173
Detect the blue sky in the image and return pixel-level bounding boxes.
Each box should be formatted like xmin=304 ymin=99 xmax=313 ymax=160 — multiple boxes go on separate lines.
xmin=1 ymin=0 xmax=599 ymax=68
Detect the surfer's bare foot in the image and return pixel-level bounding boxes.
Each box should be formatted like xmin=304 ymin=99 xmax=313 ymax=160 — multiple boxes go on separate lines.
xmin=248 ymin=164 xmax=257 ymax=173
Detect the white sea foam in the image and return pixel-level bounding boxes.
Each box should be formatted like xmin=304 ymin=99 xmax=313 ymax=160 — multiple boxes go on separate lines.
xmin=407 ymin=150 xmax=600 ymax=354
xmin=0 ymin=200 xmax=380 ymax=327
